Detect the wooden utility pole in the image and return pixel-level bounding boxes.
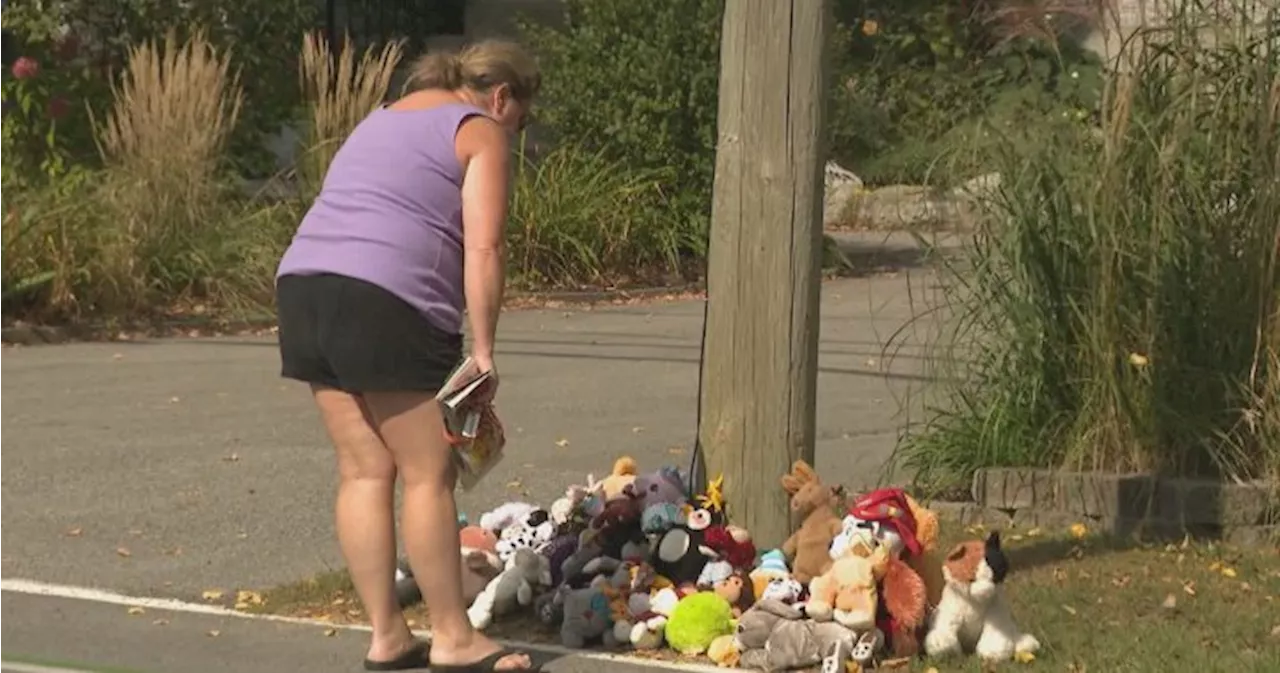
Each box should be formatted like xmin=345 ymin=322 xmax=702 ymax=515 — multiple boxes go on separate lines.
xmin=697 ymin=0 xmax=829 ymax=551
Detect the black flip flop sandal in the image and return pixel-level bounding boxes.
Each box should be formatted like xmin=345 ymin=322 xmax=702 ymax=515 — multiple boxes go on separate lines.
xmin=364 ymin=640 xmax=431 ymax=671
xmin=431 ymin=648 xmax=542 ymax=673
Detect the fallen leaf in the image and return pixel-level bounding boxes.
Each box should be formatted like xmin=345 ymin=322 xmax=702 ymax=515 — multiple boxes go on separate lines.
xmin=1209 ymin=561 xmax=1222 ymax=572
xmin=878 ymin=658 xmax=911 ymax=669
xmin=1053 ymin=567 xmax=1068 ymax=582
xmin=332 ymin=597 xmax=347 ymax=606
xmin=1241 ymin=582 xmax=1254 ymax=592
xmin=1184 ymin=581 xmax=1198 ymax=596
xmin=169 ymin=396 xmax=181 ymax=403
xmin=924 ymin=668 xmax=940 ymax=673
xmin=1111 ymin=575 xmax=1131 ymax=588
xmin=201 ymin=589 xmax=224 ymax=601
xmin=65 ymin=527 xmax=83 ymax=537
xmin=207 ymin=630 xmax=221 ymax=637
xmin=152 ymin=618 xmax=169 ymax=626
xmin=116 ymin=546 xmax=132 ymax=557
xmin=1008 ymin=534 xmax=1025 ymax=542
xmin=112 ymin=353 xmax=124 ymax=360
xmin=1062 ymin=604 xmax=1078 ymax=616
xmin=505 ymin=479 xmax=523 ymax=490
xmin=1069 ymin=523 xmax=1088 ymax=539
xmin=237 ymin=532 xmax=249 ymax=540
xmin=631 ymin=426 xmax=644 ymax=433
xmin=554 ymin=438 xmax=570 ymax=448
xmin=1270 ymin=625 xmax=1280 ymax=639
xmin=222 ymin=453 xmax=240 ymax=463
xmin=1222 ymin=567 xmax=1238 ymax=578
xmin=323 ymin=628 xmax=338 ymax=637
xmin=126 ymin=606 xmax=145 ymax=615
xmin=1026 ymin=527 xmax=1043 ymax=538
xmin=1161 ymin=593 xmax=1178 ymax=610
xmin=666 ymin=445 xmax=686 ymax=455
xmin=234 ymin=589 xmax=264 ymax=610
xmin=1014 ymin=650 xmax=1037 ymax=663
xmin=406 ymin=619 xmax=418 ymax=628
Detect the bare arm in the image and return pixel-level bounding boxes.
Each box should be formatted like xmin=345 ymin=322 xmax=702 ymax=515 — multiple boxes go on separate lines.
xmin=456 ymin=117 xmax=512 ymax=367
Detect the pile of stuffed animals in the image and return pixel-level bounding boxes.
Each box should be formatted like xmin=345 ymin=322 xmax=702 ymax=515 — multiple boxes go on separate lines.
xmin=395 ymin=457 xmax=1041 ymax=671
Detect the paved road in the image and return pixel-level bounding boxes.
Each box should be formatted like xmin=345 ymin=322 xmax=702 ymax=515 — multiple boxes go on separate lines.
xmin=0 ymin=591 xmax=698 ymax=673
xmin=2 ymin=234 xmax=951 ymax=671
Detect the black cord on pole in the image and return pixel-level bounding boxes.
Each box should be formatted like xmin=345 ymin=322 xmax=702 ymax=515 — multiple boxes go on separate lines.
xmin=685 ymin=219 xmax=713 ymax=496
xmin=686 ymin=294 xmax=710 ymax=496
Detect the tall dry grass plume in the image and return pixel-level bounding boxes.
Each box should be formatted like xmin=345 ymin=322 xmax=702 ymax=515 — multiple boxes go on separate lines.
xmin=95 ymin=28 xmax=243 ymax=186
xmin=298 ymin=33 xmax=405 ymax=196
xmin=82 ymin=28 xmax=248 ymax=313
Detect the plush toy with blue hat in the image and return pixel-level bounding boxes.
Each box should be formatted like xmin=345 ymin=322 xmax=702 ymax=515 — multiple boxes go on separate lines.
xmin=750 ymin=549 xmax=803 ymax=604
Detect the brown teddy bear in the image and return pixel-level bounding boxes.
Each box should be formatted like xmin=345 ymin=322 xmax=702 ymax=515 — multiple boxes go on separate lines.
xmin=780 ymin=460 xmax=845 ymax=585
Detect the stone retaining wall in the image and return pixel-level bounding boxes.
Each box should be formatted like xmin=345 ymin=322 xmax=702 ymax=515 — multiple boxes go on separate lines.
xmin=931 ymin=467 xmax=1279 ymax=547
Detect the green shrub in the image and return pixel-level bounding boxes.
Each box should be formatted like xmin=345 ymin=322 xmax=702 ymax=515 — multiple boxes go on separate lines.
xmin=519 ymin=0 xmax=723 ymax=226
xmin=507 ymin=139 xmax=697 ymax=288
xmin=1 ymin=29 xmax=288 ymax=321
xmin=893 ymin=1 xmax=1280 ymax=492
xmin=1 ymin=0 xmax=316 ymax=177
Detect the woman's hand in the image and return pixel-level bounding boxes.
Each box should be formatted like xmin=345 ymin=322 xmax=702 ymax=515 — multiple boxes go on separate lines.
xmin=472 ymin=353 xmax=499 ymax=403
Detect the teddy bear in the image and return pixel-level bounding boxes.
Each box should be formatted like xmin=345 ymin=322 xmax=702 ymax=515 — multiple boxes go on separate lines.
xmin=625 ymin=465 xmax=688 ymax=509
xmin=600 ymin=561 xmax=670 ymax=650
xmin=395 ymin=525 xmax=501 ymax=609
xmin=550 ymin=482 xmax=593 ymax=531
xmin=467 ymin=546 xmax=553 ymax=629
xmin=779 ymin=460 xmax=846 ymax=584
xmin=749 ymin=550 xmax=794 ymax=602
xmin=833 ymin=488 xmax=934 ymax=657
xmin=806 ymin=544 xmax=890 ymax=639
xmin=923 ymin=531 xmax=1041 ymax=663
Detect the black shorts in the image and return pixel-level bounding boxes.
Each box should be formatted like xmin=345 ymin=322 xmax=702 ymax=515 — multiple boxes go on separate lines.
xmin=275 ymin=273 xmax=463 ymax=393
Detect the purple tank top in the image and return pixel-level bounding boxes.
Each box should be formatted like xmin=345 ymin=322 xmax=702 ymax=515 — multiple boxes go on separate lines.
xmin=276 ymin=103 xmax=490 ymax=335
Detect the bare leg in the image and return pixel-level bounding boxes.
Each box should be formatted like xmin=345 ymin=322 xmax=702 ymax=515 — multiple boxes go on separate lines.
xmin=363 ymin=391 xmax=532 ymax=670
xmin=312 ymin=385 xmax=416 ymax=662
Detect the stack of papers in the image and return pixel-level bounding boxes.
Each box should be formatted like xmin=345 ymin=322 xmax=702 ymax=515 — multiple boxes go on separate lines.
xmin=436 ymin=357 xmax=505 ymax=491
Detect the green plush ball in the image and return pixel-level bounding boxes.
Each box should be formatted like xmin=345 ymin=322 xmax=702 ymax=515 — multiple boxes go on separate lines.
xmin=664 ymin=591 xmax=736 ymax=655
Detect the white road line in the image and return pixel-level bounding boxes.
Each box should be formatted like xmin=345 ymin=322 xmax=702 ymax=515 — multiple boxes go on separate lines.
xmin=1 ymin=578 xmax=732 ymax=673
xmin=2 ymin=663 xmax=97 ymax=673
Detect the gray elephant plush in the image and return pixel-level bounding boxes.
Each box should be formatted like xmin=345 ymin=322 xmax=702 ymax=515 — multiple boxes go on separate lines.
xmin=734 ymin=599 xmax=860 ymax=671
xmin=559 ymin=585 xmax=620 ymax=649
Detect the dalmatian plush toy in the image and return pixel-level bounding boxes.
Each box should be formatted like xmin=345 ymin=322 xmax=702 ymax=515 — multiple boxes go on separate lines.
xmin=495 ymin=507 xmax=558 ymax=562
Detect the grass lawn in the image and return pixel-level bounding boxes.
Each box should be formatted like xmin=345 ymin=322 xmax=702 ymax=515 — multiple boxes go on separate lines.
xmin=246 ymin=524 xmax=1280 ymax=672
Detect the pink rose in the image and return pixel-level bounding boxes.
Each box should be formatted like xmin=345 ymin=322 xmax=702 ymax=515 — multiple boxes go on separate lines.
xmin=11 ymin=56 xmax=40 ymax=80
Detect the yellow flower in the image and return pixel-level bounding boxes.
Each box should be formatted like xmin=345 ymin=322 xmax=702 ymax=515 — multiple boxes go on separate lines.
xmin=861 ymin=20 xmax=879 ymax=37
xmin=1069 ymin=523 xmax=1089 ymax=540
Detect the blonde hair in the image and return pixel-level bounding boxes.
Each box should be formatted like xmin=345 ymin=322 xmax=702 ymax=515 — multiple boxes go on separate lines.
xmin=409 ymin=39 xmax=541 ymax=102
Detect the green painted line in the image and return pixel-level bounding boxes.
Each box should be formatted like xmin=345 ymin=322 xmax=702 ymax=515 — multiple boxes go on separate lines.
xmin=1 ymin=655 xmax=153 ymax=673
